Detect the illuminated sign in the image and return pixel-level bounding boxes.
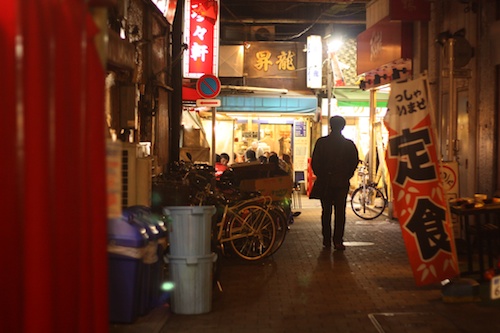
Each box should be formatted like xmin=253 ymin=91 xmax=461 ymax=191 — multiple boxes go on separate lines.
xmin=245 ymin=42 xmax=298 ymax=78
xmin=183 ymin=0 xmax=220 ymax=78
xmin=306 ymin=35 xmax=322 ymax=89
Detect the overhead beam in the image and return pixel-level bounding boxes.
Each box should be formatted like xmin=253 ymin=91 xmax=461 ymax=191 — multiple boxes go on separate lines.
xmin=225 ymin=0 xmax=369 ymax=3
xmin=221 ymin=18 xmax=366 ymax=25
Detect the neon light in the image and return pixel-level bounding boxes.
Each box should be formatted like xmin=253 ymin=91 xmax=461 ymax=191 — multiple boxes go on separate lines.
xmin=183 ymin=0 xmax=220 ymax=78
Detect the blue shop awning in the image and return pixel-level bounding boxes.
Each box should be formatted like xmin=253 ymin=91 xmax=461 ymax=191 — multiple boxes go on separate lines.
xmin=215 ymin=88 xmax=388 ymax=114
xmin=217 ymin=94 xmax=317 ymax=114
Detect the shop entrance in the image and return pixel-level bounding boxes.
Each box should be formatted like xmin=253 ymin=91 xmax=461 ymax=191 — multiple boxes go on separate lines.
xmin=233 ymin=118 xmax=293 ymax=162
xmin=259 ymin=123 xmax=292 ymax=157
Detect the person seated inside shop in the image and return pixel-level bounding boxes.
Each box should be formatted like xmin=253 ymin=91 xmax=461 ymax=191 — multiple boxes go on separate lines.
xmin=246 ymin=141 xmax=264 ymax=160
xmin=215 ymin=153 xmax=229 ymax=180
xmin=220 ymin=152 xmax=230 ymax=166
xmin=245 ymin=149 xmax=258 ymax=162
xmin=268 ymin=153 xmax=290 ymax=176
xmin=233 ymin=152 xmax=244 ymax=163
xmin=282 ymin=153 xmax=293 ymax=174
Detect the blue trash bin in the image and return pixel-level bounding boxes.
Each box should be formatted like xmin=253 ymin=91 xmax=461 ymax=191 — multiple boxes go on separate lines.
xmin=124 ymin=206 xmax=160 ymax=316
xmin=108 ymin=213 xmax=149 ymax=323
xmin=150 ymin=212 xmax=169 ymax=308
xmin=127 ymin=206 xmax=164 ymax=314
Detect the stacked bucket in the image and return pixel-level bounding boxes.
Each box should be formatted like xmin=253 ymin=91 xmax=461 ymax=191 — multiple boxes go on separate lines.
xmin=163 ymin=205 xmax=217 ymax=314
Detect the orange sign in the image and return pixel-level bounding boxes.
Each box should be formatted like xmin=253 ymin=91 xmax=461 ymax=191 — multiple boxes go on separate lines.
xmin=384 ymin=76 xmax=459 ymax=286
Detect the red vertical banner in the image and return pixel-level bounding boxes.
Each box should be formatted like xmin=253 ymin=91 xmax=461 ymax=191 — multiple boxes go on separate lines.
xmin=2 ymin=1 xmax=108 ymax=332
xmin=384 ymin=76 xmax=459 ymax=286
xmin=1 ymin=2 xmax=23 ymax=331
xmin=183 ymin=0 xmax=219 ymax=78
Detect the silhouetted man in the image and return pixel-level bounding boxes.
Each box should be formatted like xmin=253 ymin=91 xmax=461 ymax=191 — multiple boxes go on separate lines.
xmin=310 ymin=116 xmax=359 ymax=250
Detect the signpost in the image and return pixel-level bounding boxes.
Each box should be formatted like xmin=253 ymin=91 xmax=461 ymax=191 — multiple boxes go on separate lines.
xmin=196 ymin=74 xmax=221 ymax=99
xmin=196 ymin=99 xmax=221 ymax=107
xmin=196 ymin=74 xmax=221 ymax=165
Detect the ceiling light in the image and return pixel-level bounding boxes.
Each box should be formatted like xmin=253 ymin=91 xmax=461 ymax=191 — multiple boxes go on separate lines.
xmin=327 ymin=38 xmax=343 ymax=53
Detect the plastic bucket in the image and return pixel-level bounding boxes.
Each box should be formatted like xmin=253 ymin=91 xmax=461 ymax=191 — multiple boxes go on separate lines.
xmin=166 ymin=253 xmax=217 ymax=314
xmin=163 ymin=206 xmax=216 ymax=257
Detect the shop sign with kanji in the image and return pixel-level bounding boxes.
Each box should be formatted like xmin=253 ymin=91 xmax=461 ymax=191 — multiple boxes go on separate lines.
xmin=183 ymin=0 xmax=219 ymax=78
xmin=384 ymin=75 xmax=459 ymax=286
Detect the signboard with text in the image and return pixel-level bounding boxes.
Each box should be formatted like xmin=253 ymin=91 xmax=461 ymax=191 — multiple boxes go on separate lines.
xmin=306 ymin=35 xmax=322 ymax=89
xmin=183 ymin=0 xmax=219 ymax=78
xmin=384 ymin=75 xmax=459 ymax=286
xmin=357 ymin=18 xmax=412 ymax=75
xmin=245 ymin=42 xmax=298 ymax=79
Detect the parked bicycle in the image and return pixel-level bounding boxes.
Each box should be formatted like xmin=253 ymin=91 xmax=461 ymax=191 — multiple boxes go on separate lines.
xmin=350 ymin=160 xmax=387 ymax=220
xmin=213 ymin=193 xmax=277 ymax=260
xmin=214 ymin=169 xmax=296 ymax=258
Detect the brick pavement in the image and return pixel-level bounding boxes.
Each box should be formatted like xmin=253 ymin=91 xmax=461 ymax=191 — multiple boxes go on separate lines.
xmin=112 ymin=195 xmax=500 ymax=333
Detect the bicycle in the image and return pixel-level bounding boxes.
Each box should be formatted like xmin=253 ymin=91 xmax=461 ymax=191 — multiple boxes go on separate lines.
xmin=213 ymin=193 xmax=277 ymax=261
xmin=214 ymin=169 xmax=293 ymax=258
xmin=350 ymin=160 xmax=387 ymax=220
xmin=163 ymin=159 xmax=283 ymax=261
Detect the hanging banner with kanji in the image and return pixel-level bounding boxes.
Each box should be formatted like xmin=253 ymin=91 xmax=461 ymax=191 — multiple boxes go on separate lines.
xmin=384 ymin=75 xmax=459 ymax=286
xmin=183 ymin=0 xmax=219 ymax=78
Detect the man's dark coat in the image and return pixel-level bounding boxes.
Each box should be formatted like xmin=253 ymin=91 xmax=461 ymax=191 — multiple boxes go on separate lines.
xmin=309 ymin=131 xmax=359 ymax=199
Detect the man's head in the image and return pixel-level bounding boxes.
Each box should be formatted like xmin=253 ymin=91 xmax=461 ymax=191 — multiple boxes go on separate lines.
xmin=330 ymin=116 xmax=346 ymax=132
xmin=246 ymin=149 xmax=257 ymax=161
xmin=268 ymin=154 xmax=279 ymax=165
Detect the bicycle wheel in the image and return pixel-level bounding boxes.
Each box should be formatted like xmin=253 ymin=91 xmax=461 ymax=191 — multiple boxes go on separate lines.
xmin=228 ymin=205 xmax=276 ymax=260
xmin=267 ymin=204 xmax=289 ymax=255
xmin=351 ymin=185 xmax=386 ymax=220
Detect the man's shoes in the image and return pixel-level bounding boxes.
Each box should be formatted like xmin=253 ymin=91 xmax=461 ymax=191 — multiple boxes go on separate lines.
xmin=334 ymin=243 xmax=346 ymax=251
xmin=323 ymin=240 xmax=332 ymax=249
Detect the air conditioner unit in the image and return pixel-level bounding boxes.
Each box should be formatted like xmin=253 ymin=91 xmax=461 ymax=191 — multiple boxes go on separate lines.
xmin=250 ymin=26 xmax=275 ymax=41
xmin=121 ymin=142 xmax=152 ymax=209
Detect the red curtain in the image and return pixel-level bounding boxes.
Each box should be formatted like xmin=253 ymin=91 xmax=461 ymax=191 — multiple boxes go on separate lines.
xmin=1 ymin=1 xmax=108 ymax=332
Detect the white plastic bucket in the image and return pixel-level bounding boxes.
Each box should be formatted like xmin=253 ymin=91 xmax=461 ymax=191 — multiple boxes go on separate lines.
xmin=166 ymin=253 xmax=217 ymax=314
xmin=163 ymin=206 xmax=216 ymax=257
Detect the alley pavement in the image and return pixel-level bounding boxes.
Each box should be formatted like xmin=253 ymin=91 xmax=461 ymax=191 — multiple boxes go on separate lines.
xmin=111 ymin=195 xmax=500 ymax=333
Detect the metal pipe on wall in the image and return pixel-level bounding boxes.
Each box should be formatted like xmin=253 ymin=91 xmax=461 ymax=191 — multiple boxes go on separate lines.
xmin=369 ymin=89 xmax=377 ymax=182
xmin=447 ymin=38 xmax=456 ymax=162
xmin=170 ymin=0 xmax=183 ymax=165
xmin=326 ymin=56 xmax=333 ymax=131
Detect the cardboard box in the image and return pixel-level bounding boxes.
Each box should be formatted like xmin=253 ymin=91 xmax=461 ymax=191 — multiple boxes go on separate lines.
xmin=239 ymin=176 xmax=293 ymax=201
